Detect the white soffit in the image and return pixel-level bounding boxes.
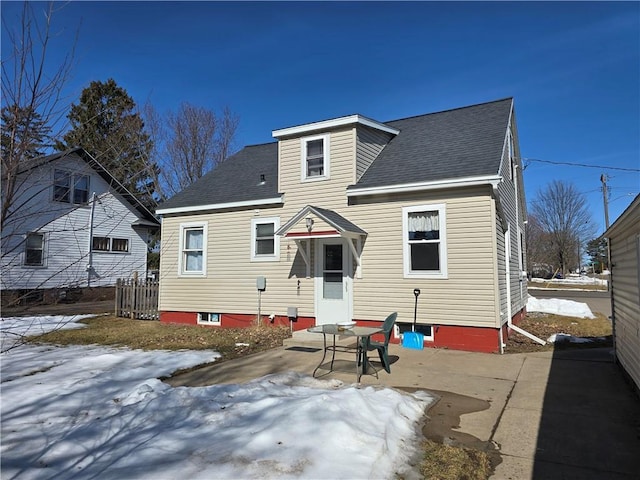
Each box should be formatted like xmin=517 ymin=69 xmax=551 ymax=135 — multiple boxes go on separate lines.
xmin=272 ymin=114 xmax=399 ymax=138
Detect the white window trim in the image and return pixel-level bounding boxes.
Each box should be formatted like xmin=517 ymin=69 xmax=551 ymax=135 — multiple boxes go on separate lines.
xmin=402 ymin=203 xmax=448 ymax=279
xmin=300 ymin=134 xmax=330 ymax=182
xmin=179 ymin=222 xmax=207 ymax=277
xmin=197 ymin=312 xmax=221 ymax=325
xmin=251 ymin=216 xmax=280 ymax=262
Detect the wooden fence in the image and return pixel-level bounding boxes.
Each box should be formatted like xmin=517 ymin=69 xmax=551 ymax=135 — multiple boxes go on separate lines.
xmin=115 ymin=276 xmax=159 ymax=320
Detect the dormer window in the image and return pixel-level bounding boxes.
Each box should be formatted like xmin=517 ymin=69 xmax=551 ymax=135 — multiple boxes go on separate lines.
xmin=301 ymin=134 xmax=330 ymax=181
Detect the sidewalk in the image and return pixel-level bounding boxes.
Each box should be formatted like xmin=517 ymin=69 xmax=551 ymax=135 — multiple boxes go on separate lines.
xmin=167 ymin=335 xmax=640 ymax=479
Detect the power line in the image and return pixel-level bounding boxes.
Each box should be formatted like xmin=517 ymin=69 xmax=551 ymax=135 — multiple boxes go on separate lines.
xmin=522 ymin=157 xmax=640 ymax=172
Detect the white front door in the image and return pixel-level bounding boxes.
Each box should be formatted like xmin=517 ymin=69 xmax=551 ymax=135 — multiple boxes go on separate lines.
xmin=315 ymin=238 xmax=352 ymax=325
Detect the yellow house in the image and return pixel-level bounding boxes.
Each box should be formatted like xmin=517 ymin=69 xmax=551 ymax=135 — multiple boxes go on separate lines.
xmin=156 ymin=98 xmax=528 ymax=353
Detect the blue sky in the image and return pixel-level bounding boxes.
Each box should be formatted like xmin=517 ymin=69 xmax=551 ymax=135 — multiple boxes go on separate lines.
xmin=2 ymin=1 xmax=638 ymax=234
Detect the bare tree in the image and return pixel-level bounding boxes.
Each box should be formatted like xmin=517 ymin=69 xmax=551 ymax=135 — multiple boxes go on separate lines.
xmin=530 ymin=180 xmax=596 ymax=275
xmin=1 ymin=1 xmax=77 ymax=231
xmin=157 ymin=102 xmax=239 ymax=199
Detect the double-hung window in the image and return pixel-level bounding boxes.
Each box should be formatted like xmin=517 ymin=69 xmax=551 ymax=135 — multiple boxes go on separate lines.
xmin=24 ymin=233 xmax=45 ymax=266
xmin=180 ymin=223 xmax=207 ymax=276
xmin=301 ymin=134 xmax=330 ymax=181
xmin=251 ymin=217 xmax=280 ymax=261
xmin=53 ymin=169 xmax=90 ymax=204
xmin=402 ymin=204 xmax=447 ymax=278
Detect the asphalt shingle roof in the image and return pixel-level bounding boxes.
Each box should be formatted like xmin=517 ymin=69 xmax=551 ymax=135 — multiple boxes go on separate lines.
xmin=350 ymin=98 xmax=512 ymax=190
xmin=157 ymin=142 xmax=279 ymax=211
xmin=157 ymin=98 xmax=512 ymax=211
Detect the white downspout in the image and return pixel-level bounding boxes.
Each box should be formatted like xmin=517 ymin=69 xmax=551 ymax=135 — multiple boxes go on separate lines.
xmin=501 ymin=196 xmax=546 ymax=346
xmin=87 ymin=192 xmax=96 ymax=287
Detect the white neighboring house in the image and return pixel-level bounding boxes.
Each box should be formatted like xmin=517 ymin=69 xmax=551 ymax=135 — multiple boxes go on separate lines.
xmin=1 ymin=148 xmax=159 ymax=292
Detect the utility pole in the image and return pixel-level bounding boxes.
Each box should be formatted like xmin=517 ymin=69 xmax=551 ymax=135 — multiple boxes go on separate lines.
xmin=600 ymin=174 xmax=610 ymax=229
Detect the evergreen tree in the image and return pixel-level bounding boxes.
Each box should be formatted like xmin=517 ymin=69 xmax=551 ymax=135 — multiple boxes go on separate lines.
xmin=585 ymin=238 xmax=608 ymax=273
xmin=56 ymin=79 xmax=157 ymax=206
xmin=1 ymin=104 xmax=51 ymax=162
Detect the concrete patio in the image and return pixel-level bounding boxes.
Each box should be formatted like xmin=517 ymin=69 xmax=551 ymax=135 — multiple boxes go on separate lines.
xmin=167 ymin=332 xmax=640 ymax=479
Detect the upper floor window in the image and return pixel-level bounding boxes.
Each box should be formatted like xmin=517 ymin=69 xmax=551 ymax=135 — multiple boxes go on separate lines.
xmin=180 ymin=222 xmax=207 ymax=276
xmin=301 ymin=134 xmax=330 ymax=181
xmin=53 ymin=169 xmax=90 ymax=204
xmin=24 ymin=233 xmax=45 ymax=266
xmin=402 ymin=204 xmax=448 ymax=279
xmin=251 ymin=217 xmax=280 ymax=261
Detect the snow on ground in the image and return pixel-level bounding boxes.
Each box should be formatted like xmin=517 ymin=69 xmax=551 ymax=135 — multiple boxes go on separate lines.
xmin=530 ymin=276 xmax=608 ymax=288
xmin=0 ymin=316 xmax=434 ymax=479
xmin=526 ymin=296 xmax=595 ymax=319
xmin=546 ymin=333 xmax=598 ymax=344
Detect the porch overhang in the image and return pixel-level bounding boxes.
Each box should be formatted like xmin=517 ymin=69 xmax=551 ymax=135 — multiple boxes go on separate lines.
xmin=276 ymin=205 xmax=367 ymax=278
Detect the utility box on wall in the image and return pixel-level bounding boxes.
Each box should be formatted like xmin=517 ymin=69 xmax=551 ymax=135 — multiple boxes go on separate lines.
xmin=287 ymin=306 xmax=298 ymax=320
xmin=256 ymin=276 xmax=266 ymax=291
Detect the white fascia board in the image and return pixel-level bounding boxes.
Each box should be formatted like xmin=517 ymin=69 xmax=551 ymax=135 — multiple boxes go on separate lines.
xmin=156 ymin=196 xmax=283 ymax=215
xmin=272 ymin=115 xmax=399 ymax=138
xmin=346 ymin=175 xmax=502 ymax=197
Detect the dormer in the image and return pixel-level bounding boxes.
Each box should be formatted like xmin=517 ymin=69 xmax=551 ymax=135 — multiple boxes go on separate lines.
xmin=272 ymin=115 xmax=399 ymax=194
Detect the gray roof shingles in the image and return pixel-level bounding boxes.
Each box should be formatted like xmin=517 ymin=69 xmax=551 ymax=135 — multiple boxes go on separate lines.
xmin=157 ymin=98 xmax=512 ymax=211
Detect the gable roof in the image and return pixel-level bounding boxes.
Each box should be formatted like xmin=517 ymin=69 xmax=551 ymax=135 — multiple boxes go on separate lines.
xmin=20 ymin=148 xmax=159 ymax=226
xmin=156 ymin=98 xmax=513 ymax=213
xmin=276 ymin=205 xmax=367 ymax=238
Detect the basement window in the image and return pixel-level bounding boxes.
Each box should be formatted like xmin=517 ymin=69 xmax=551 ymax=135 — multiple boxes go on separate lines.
xmin=393 ymin=323 xmax=434 ymax=342
xmin=197 ymin=312 xmax=220 ymax=325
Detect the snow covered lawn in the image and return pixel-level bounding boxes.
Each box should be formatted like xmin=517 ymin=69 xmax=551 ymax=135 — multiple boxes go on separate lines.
xmin=1 ymin=316 xmax=433 ymax=479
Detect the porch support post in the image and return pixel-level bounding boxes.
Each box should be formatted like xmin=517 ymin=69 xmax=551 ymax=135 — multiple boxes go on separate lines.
xmin=347 ymin=236 xmax=362 ymax=279
xmin=294 ymin=239 xmax=311 ymax=278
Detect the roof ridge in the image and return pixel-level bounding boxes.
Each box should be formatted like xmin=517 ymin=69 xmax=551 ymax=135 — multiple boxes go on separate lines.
xmin=384 ymin=97 xmax=513 ymax=124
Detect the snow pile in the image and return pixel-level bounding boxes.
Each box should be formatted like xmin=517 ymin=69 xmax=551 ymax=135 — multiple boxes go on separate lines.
xmin=527 ymin=296 xmax=595 ymax=318
xmin=547 ymin=333 xmax=595 ymax=344
xmin=1 ymin=316 xmax=434 ymax=479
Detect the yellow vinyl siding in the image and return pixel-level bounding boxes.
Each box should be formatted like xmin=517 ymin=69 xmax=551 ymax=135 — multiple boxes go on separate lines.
xmin=356 ymin=126 xmax=394 ymax=181
xmin=159 ymin=187 xmax=499 ymax=328
xmin=159 ymin=208 xmax=315 ymax=318
xmin=347 ymin=188 xmax=499 ymax=328
xmin=279 ymin=128 xmax=355 ymax=210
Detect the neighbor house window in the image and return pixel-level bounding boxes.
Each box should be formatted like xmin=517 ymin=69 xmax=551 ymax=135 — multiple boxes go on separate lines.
xmin=112 ymin=238 xmax=129 ymax=252
xmin=402 ymin=204 xmax=447 ymax=278
xmin=197 ymin=312 xmax=220 ymax=325
xmin=251 ymin=217 xmax=280 ymax=261
xmin=301 ymin=134 xmax=330 ymax=181
xmin=92 ymin=236 xmax=129 ymax=252
xmin=24 ymin=233 xmax=45 ymax=266
xmin=53 ymin=170 xmax=71 ymax=202
xmin=92 ymin=236 xmax=110 ymax=251
xmin=53 ymin=169 xmax=90 ymax=204
xmin=180 ymin=223 xmax=207 ymax=276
